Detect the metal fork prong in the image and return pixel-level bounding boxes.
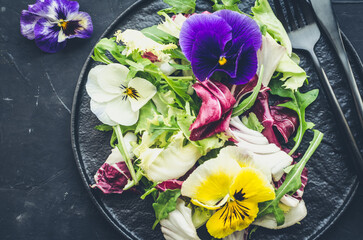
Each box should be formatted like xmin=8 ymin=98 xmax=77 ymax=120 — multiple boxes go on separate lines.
xmin=291 ymin=0 xmax=305 ymax=28
xmin=273 ymin=0 xmax=289 ymax=31
xmin=282 ymin=0 xmax=298 ymax=31
xmin=298 ymin=0 xmax=315 ymax=24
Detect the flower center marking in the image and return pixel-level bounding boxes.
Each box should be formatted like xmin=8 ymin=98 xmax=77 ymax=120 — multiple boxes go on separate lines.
xmin=218 ymin=56 xmax=227 ymax=66
xmin=121 ymin=85 xmax=140 ymax=100
xmin=58 ymin=19 xmax=68 ymax=30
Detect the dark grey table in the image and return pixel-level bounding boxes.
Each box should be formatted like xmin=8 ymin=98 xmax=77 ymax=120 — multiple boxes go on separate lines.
xmin=0 ymin=0 xmax=362 ymax=239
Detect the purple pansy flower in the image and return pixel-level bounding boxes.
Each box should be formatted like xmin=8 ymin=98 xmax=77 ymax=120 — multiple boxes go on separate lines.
xmin=20 ymin=0 xmax=93 ymax=53
xmin=179 ymin=10 xmax=262 ymax=84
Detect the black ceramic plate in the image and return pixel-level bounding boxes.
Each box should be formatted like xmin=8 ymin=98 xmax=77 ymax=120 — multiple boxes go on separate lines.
xmin=71 ymin=0 xmax=363 ymax=239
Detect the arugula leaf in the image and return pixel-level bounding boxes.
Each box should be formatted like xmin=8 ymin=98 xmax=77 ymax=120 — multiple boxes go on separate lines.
xmin=163 ymin=48 xmax=189 ymax=62
xmin=257 ymin=130 xmax=323 ymax=225
xmin=211 ymin=0 xmax=242 ymax=13
xmin=91 ymin=38 xmax=127 ymax=65
xmin=269 ymin=78 xmax=319 ymax=155
xmin=141 ymin=25 xmax=178 ymax=44
xmin=94 ymin=124 xmax=113 ymax=132
xmin=241 ymin=113 xmax=265 ymax=133
xmin=169 ymin=62 xmax=192 ymax=70
xmin=158 ymin=0 xmax=196 ymax=15
xmin=152 ymin=189 xmax=181 ymax=229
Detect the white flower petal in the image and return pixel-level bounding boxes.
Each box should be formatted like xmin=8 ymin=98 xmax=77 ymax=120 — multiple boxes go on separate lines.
xmin=128 ymin=77 xmax=157 ymax=112
xmin=86 ymin=65 xmax=120 ymax=102
xmin=97 ymin=63 xmax=129 ymax=94
xmin=106 ymin=97 xmax=139 ymax=126
xmin=90 ymin=100 xmax=118 ymax=126
xmin=155 ymin=60 xmax=177 ymax=76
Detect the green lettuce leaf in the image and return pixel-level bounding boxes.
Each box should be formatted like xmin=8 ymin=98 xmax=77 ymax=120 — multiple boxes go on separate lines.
xmin=158 ymin=0 xmax=196 ymax=15
xmin=269 ymin=78 xmax=319 ymax=155
xmin=251 ymin=0 xmax=292 ymax=55
xmin=152 ymin=189 xmax=181 ymax=229
xmin=241 ymin=113 xmax=265 ymax=133
xmin=94 ymin=124 xmax=113 ymax=132
xmin=257 ymin=130 xmax=323 ymax=225
xmin=91 ymin=38 xmax=127 ymax=65
xmin=141 ymin=25 xmax=178 ymax=44
xmin=210 ymin=0 xmax=242 ymax=13
xmin=276 ymin=53 xmax=307 ymax=91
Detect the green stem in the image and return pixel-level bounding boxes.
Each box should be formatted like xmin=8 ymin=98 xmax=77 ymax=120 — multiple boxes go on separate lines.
xmin=113 ymin=125 xmax=138 ymax=186
xmin=232 ymin=65 xmax=264 ymax=117
xmin=140 ymin=187 xmax=157 ymax=200
xmin=288 ymin=113 xmax=303 ymax=155
xmin=167 ymin=76 xmax=194 ymax=80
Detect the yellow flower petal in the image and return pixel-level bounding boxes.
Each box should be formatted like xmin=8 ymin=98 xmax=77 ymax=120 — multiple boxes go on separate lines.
xmin=206 ymin=201 xmax=259 ymax=239
xmin=230 ymin=167 xmax=275 ymax=203
xmin=181 ymin=156 xmax=242 ymax=207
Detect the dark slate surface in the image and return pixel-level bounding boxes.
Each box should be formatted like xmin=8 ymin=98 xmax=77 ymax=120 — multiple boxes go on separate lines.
xmin=0 ymin=0 xmax=362 ymax=240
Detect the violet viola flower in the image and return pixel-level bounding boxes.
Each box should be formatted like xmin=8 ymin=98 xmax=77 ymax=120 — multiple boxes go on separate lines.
xmin=179 ymin=10 xmax=262 ymax=84
xmin=20 ymin=0 xmax=93 ymax=53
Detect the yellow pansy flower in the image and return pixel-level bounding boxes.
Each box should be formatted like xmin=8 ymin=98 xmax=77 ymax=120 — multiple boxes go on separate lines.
xmin=181 ymin=146 xmax=275 ymax=239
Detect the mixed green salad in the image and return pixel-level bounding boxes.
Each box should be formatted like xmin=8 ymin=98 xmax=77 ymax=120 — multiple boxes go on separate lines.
xmin=85 ymin=0 xmax=323 ymax=239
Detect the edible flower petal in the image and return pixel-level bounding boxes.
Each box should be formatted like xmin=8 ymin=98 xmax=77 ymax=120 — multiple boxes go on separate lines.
xmin=181 ymin=146 xmax=275 ymax=238
xmin=179 ymin=10 xmax=261 ymax=84
xmin=20 ymin=0 xmax=92 ymax=53
xmin=86 ymin=63 xmax=157 ymax=126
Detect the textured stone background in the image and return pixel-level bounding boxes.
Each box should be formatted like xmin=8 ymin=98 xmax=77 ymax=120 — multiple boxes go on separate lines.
xmin=0 ymin=0 xmax=362 ymax=239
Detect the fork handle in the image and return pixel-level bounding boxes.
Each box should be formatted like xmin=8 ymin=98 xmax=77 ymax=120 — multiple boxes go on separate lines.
xmin=309 ymin=50 xmax=363 ymax=179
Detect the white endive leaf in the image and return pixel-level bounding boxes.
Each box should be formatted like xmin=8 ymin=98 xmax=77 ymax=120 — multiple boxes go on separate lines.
xmin=223 ymin=230 xmax=246 ymax=240
xmin=253 ymin=200 xmax=307 ymax=229
xmin=139 ymin=132 xmax=201 ymax=182
xmin=161 ymin=199 xmax=200 ymax=240
xmin=257 ymin=33 xmax=286 ymax=87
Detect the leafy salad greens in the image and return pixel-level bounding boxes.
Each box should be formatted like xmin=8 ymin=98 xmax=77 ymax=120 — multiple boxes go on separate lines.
xmin=86 ymin=0 xmax=323 ymax=239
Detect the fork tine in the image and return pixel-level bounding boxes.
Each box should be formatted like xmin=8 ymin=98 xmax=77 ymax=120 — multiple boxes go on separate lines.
xmin=273 ymin=0 xmax=289 ymax=31
xmin=297 ymin=0 xmax=315 ymax=24
xmin=291 ymin=0 xmax=305 ymax=28
xmin=282 ymin=0 xmax=298 ymax=31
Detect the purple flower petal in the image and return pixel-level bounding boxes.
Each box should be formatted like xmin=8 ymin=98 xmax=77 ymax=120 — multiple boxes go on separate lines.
xmin=179 ymin=13 xmax=232 ymax=62
xmin=214 ymin=9 xmax=262 ymax=51
xmin=34 ymin=18 xmax=66 ymax=53
xmin=53 ymin=0 xmax=80 ymax=20
xmin=58 ymin=11 xmax=93 ymax=40
xmin=230 ymin=44 xmax=259 ymax=84
xmin=20 ymin=10 xmax=42 ymax=40
xmin=190 ymin=30 xmax=222 ymax=81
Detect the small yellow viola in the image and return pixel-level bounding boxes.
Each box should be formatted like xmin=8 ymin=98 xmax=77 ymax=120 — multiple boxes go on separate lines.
xmin=181 ymin=146 xmax=275 ymax=238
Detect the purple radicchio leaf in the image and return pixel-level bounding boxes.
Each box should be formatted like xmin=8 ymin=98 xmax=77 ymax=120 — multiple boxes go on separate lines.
xmin=91 ymin=149 xmax=131 ymax=194
xmin=249 ymin=90 xmax=299 ymax=147
xmin=189 ymin=80 xmax=236 ymax=141
xmin=274 ymin=166 xmax=308 ymax=201
xmin=155 ymin=179 xmax=183 ymax=192
xmin=230 ymin=74 xmax=258 ymax=104
xmin=270 ymin=105 xmax=299 ymax=143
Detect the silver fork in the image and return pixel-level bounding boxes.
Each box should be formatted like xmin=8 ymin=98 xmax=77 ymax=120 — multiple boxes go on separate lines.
xmin=273 ymin=0 xmax=363 ymax=178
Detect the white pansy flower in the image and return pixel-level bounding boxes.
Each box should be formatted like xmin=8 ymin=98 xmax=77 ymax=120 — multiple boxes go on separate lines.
xmin=86 ymin=63 xmax=157 ymax=126
xmin=160 ymin=199 xmax=200 ymax=240
xmin=157 ymin=13 xmax=187 ymax=39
